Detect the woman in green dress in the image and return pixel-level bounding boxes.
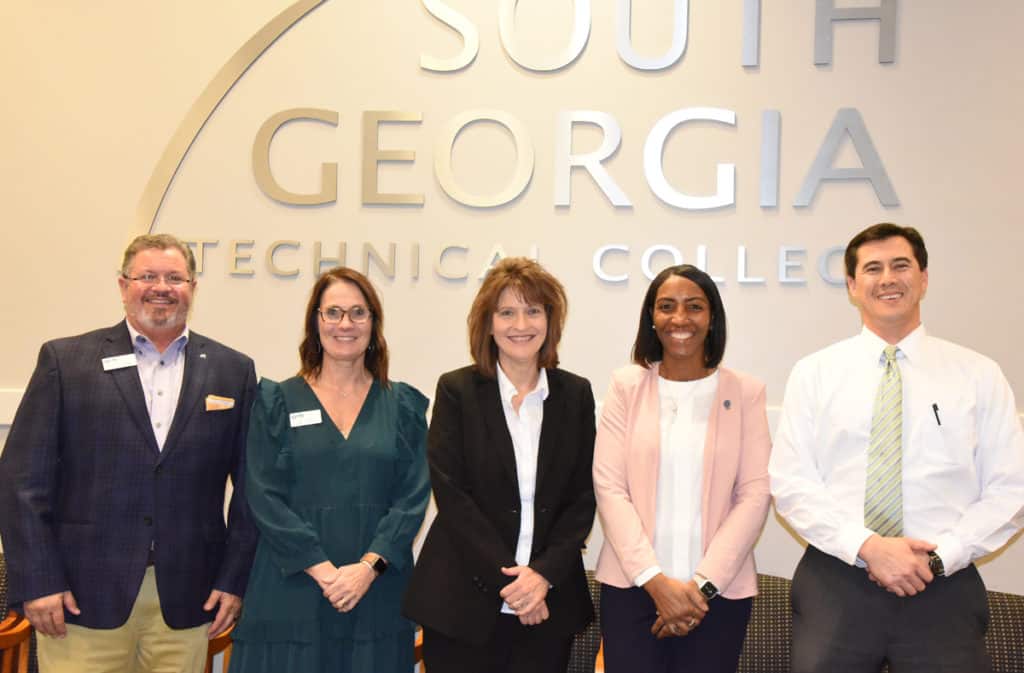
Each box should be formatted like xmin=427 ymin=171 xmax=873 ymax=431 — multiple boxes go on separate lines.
xmin=229 ymin=266 xmax=430 ymax=673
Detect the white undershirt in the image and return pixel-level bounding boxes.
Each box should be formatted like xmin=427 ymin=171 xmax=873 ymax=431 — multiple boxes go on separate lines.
xmin=634 ymin=371 xmax=718 ymax=586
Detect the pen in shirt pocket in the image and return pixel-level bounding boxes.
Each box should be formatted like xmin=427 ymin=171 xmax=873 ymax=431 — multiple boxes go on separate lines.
xmin=932 ymin=403 xmax=942 ymax=426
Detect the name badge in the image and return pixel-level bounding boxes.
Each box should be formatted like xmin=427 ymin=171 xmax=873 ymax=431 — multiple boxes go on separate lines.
xmin=289 ymin=409 xmax=323 ymax=428
xmin=102 ymin=353 xmax=138 ymax=371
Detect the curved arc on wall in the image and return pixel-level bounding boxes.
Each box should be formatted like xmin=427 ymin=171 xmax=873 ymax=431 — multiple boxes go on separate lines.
xmin=136 ymin=0 xmax=328 ymax=234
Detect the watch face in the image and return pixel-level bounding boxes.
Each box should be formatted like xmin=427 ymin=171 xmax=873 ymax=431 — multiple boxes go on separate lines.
xmin=372 ymin=557 xmax=388 ymax=575
xmin=700 ymin=580 xmax=719 ymax=599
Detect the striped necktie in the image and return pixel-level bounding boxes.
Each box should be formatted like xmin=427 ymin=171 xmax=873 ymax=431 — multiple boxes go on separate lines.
xmin=865 ymin=345 xmax=903 ymax=537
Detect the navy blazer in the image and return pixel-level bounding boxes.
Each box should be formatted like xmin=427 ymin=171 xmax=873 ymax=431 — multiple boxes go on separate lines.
xmin=0 ymin=321 xmax=258 ymax=629
xmin=402 ymin=365 xmax=596 ymax=646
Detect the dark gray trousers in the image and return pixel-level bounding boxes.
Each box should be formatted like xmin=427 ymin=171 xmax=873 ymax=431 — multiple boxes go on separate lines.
xmin=791 ymin=545 xmax=990 ymax=673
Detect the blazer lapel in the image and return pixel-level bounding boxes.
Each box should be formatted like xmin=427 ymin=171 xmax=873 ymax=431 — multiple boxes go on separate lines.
xmin=534 ymin=370 xmax=565 ymax=498
xmin=636 ymin=364 xmax=662 ymax=528
xmin=103 ymin=322 xmax=160 ymax=454
xmin=474 ymin=371 xmax=520 ymax=490
xmin=158 ymin=334 xmax=209 ymax=464
xmin=701 ymin=368 xmax=739 ymax=548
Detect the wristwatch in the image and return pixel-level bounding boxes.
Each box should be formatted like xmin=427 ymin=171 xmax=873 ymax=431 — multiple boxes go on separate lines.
xmin=362 ymin=554 xmax=389 ymax=576
xmin=694 ymin=574 xmax=719 ymax=600
xmin=927 ymin=551 xmax=945 ymax=577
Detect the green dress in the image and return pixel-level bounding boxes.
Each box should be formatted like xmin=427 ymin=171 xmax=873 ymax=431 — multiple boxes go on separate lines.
xmin=229 ymin=377 xmax=430 ymax=673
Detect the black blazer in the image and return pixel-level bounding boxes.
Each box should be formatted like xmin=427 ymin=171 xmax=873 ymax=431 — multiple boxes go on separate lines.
xmin=0 ymin=321 xmax=258 ymax=629
xmin=402 ymin=365 xmax=596 ymax=645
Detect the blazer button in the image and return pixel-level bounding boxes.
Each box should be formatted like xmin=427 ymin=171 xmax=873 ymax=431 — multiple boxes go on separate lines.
xmin=154 ymin=465 xmax=162 ymax=474
xmin=539 ymin=507 xmax=550 ymax=513
xmin=510 ymin=508 xmax=519 ymax=514
xmin=143 ymin=516 xmax=153 ymax=526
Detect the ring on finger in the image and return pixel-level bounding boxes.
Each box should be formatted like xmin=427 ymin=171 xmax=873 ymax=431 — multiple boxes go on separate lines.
xmin=687 ymin=617 xmax=697 ymax=628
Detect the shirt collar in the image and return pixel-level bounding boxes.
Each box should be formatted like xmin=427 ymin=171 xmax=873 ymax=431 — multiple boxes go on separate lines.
xmin=126 ymin=321 xmax=190 ymax=355
xmin=857 ymin=324 xmax=926 ymax=364
xmin=496 ymin=363 xmax=549 ymax=405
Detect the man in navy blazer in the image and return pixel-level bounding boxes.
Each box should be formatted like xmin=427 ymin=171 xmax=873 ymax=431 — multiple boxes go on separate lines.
xmin=0 ymin=234 xmax=258 ymax=673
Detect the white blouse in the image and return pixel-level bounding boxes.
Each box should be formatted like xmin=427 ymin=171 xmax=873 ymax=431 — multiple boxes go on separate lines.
xmin=496 ymin=364 xmax=549 ymax=613
xmin=634 ymin=370 xmax=719 ymax=586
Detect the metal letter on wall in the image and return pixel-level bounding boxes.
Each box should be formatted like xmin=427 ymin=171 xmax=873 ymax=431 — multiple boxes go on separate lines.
xmin=267 ymin=240 xmax=301 ymax=277
xmin=593 ymin=244 xmax=630 ymax=282
xmin=499 ymin=0 xmax=591 ymax=72
xmin=760 ymin=110 xmax=781 ymax=208
xmin=253 ymin=108 xmax=339 ymax=206
xmin=742 ymin=0 xmax=761 ymax=67
xmin=814 ymin=0 xmax=898 ymax=65
xmin=435 ymin=110 xmax=535 ymax=208
xmin=794 ymin=108 xmax=899 ymax=208
xmin=362 ymin=111 xmax=425 ymax=206
xmin=554 ymin=111 xmax=631 ymax=207
xmin=435 ymin=244 xmax=470 ymax=280
xmin=644 ymin=108 xmax=736 ymax=210
xmin=616 ymin=0 xmax=688 ymax=70
xmin=420 ymin=0 xmax=480 ymax=72
xmin=137 ymin=0 xmax=327 ymax=233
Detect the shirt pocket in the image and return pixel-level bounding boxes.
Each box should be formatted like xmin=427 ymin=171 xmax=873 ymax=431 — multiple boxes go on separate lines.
xmin=910 ymin=389 xmax=978 ymax=472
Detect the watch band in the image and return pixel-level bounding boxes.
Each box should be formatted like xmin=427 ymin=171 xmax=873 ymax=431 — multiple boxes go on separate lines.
xmin=361 ymin=554 xmax=389 ymax=576
xmin=695 ymin=574 xmax=719 ymax=599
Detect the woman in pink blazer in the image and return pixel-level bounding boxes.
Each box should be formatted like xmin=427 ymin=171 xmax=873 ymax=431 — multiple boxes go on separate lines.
xmin=593 ymin=264 xmax=771 ymax=673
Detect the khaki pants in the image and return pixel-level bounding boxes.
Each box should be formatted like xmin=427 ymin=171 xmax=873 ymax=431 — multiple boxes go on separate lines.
xmin=38 ymin=566 xmax=210 ymax=673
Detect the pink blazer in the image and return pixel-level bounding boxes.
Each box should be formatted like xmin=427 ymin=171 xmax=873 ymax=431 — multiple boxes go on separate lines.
xmin=593 ymin=363 xmax=771 ymax=598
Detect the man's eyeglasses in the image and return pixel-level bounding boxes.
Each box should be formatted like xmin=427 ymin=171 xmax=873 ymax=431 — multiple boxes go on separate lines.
xmin=122 ymin=273 xmax=193 ymax=286
xmin=318 ymin=305 xmax=372 ymax=324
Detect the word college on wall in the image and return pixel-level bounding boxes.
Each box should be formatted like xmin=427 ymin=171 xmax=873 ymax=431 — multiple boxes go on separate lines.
xmin=150 ymin=0 xmax=903 ymax=286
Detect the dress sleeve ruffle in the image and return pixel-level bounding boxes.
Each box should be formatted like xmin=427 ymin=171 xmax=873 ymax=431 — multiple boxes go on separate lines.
xmin=364 ymin=382 xmax=430 ymax=573
xmin=394 ymin=382 xmax=429 ymax=460
xmin=245 ymin=377 xmax=329 ymax=576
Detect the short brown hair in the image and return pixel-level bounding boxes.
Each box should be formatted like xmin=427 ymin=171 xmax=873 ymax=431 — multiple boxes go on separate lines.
xmin=298 ymin=267 xmax=390 ymax=386
xmin=121 ymin=234 xmax=196 ymax=278
xmin=467 ymin=257 xmax=567 ymax=378
xmin=845 ymin=223 xmax=928 ymax=278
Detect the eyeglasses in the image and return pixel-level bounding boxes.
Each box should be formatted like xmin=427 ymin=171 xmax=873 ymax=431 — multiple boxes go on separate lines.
xmin=122 ymin=273 xmax=193 ymax=286
xmin=318 ymin=305 xmax=372 ymax=324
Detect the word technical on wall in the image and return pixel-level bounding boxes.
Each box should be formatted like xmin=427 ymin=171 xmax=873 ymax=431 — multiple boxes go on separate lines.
xmin=188 ymin=0 xmax=903 ymax=286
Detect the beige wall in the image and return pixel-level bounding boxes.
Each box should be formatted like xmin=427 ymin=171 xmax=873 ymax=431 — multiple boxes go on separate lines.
xmin=2 ymin=1 xmax=1023 ymax=591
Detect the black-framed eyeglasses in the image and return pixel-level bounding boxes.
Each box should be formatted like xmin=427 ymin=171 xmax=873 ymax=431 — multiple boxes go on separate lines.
xmin=318 ymin=305 xmax=372 ymax=324
xmin=122 ymin=273 xmax=193 ymax=286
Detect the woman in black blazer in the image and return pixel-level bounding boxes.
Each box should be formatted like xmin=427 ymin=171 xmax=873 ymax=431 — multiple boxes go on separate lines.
xmin=403 ymin=257 xmax=596 ymax=673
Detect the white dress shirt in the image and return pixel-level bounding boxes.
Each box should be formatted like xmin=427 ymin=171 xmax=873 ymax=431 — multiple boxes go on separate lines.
xmin=770 ymin=325 xmax=1024 ymax=575
xmin=496 ymin=364 xmax=549 ymax=614
xmin=633 ymin=372 xmax=718 ymax=587
xmin=127 ymin=323 xmax=188 ymax=451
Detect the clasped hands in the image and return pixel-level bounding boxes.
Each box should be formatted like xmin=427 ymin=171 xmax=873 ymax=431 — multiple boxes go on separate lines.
xmin=500 ymin=565 xmax=550 ymax=626
xmin=25 ymin=587 xmax=241 ymax=640
xmin=644 ymin=574 xmax=708 ymax=639
xmin=307 ymin=560 xmax=376 ymax=612
xmin=859 ymin=534 xmax=936 ymax=597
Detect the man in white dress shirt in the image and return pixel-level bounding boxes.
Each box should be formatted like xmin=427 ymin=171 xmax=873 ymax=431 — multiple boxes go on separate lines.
xmin=770 ymin=223 xmax=1024 ymax=673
